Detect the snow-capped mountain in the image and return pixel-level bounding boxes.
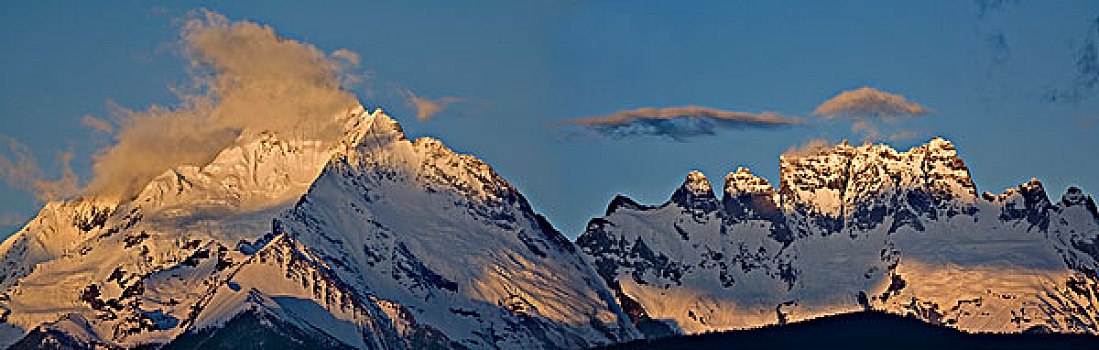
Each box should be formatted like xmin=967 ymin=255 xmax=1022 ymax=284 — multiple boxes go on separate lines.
xmin=1 ymin=103 xmax=1095 ymax=349
xmin=0 ymin=106 xmax=637 ymax=349
xmin=0 ymin=105 xmax=368 ymax=348
xmin=578 ymin=138 xmax=1099 ymax=336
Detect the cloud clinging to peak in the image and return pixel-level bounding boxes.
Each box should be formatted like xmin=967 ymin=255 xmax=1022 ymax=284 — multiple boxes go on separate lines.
xmin=560 ymin=106 xmax=799 ymax=141
xmin=781 ymin=138 xmax=832 ymax=159
xmin=80 ymin=9 xmax=362 ymax=200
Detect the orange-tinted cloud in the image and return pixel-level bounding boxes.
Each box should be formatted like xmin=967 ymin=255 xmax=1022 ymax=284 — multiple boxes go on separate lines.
xmin=81 ymin=115 xmax=114 ymax=134
xmin=83 ymin=9 xmax=362 ymax=200
xmin=0 ymin=136 xmax=79 ymax=202
xmin=781 ymin=138 xmax=832 ymax=159
xmin=407 ymin=91 xmax=464 ymax=121
xmin=814 ymin=87 xmax=931 ymax=120
xmin=814 ymin=87 xmax=932 ymax=141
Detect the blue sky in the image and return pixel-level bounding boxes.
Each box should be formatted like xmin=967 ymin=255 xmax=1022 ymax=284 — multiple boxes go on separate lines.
xmin=1 ymin=1 xmax=1097 ymax=237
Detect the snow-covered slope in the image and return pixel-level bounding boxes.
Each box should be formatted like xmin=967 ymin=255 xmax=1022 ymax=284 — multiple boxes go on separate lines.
xmin=578 ymin=139 xmax=1099 ymax=336
xmin=0 ymin=105 xmax=369 ymax=348
xmin=0 ymin=197 xmax=117 ymax=290
xmin=266 ymin=111 xmax=636 ymax=348
xmin=0 ymin=106 xmax=637 ymax=349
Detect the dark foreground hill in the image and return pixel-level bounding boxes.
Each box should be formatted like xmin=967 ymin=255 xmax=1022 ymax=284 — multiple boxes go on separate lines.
xmin=597 ymin=311 xmax=1099 ymax=350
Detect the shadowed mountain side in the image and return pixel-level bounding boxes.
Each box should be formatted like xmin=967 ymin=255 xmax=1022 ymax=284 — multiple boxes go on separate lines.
xmin=165 ymin=311 xmax=356 ymax=350
xmin=596 ymin=311 xmax=1099 ymax=350
xmin=10 ymin=309 xmax=357 ymax=350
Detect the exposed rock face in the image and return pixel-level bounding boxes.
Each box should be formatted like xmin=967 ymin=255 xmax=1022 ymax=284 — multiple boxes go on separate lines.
xmin=670 ymin=171 xmax=721 ymax=216
xmin=778 ymin=138 xmax=977 ymax=237
xmin=723 ymin=168 xmax=790 ymax=243
xmin=578 ymin=139 xmax=1099 ymax=337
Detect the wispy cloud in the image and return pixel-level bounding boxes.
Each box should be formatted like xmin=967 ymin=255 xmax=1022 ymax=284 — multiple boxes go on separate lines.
xmin=81 ymin=115 xmax=114 ymax=134
xmin=1045 ymin=16 xmax=1099 ymax=103
xmin=814 ymin=87 xmax=932 ymax=141
xmin=0 ymin=136 xmax=79 ymax=202
xmin=560 ymin=106 xmax=799 ymax=141
xmin=404 ymin=90 xmax=465 ymax=121
xmin=781 ymin=138 xmax=832 ymax=159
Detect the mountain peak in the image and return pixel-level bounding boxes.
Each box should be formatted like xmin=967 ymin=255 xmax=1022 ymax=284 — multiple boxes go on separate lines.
xmin=724 ymin=167 xmax=776 ymax=197
xmin=606 ymin=194 xmax=652 ymax=216
xmin=0 ymin=105 xmax=640 ymax=349
xmin=338 ymin=107 xmax=404 ymax=151
xmin=682 ymin=171 xmax=712 ymax=193
xmin=1063 ymin=187 xmax=1092 ymax=206
xmin=1061 ymin=187 xmax=1099 ymax=221
xmin=580 ymin=138 xmax=1099 ymax=338
xmin=1024 ymin=177 xmax=1044 ymax=191
xmin=987 ymin=178 xmax=1050 ymax=201
xmin=779 ymin=137 xmax=977 ymax=219
xmin=671 ymin=171 xmax=719 ymax=212
xmin=928 ymin=136 xmax=953 ymax=148
xmin=131 ymin=106 xmax=381 ymax=217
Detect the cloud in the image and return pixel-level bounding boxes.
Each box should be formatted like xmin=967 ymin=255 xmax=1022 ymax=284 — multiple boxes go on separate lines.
xmin=80 ymin=9 xmax=362 ymax=200
xmin=814 ymin=87 xmax=932 ymax=120
xmin=781 ymin=139 xmax=832 ymax=159
xmin=81 ymin=115 xmax=114 ymax=134
xmin=1045 ymin=16 xmax=1099 ymax=103
xmin=973 ymin=0 xmax=1017 ymax=19
xmin=405 ymin=90 xmax=465 ymax=121
xmin=814 ymin=87 xmax=931 ymax=141
xmin=0 ymin=136 xmax=79 ymax=202
xmin=560 ymin=105 xmax=799 ymax=141
xmin=330 ymin=49 xmax=360 ymax=66
xmin=850 ymin=119 xmax=880 ymax=140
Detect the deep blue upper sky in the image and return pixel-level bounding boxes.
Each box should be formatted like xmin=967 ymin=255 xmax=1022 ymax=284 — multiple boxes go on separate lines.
xmin=1 ymin=1 xmax=1097 ymax=237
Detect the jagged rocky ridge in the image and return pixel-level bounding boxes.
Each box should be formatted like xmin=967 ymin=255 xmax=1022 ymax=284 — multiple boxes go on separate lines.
xmin=0 ymin=106 xmax=637 ymax=349
xmin=577 ymin=139 xmax=1099 ymax=336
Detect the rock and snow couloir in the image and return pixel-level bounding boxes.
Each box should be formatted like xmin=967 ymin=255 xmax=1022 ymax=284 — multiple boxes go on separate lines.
xmin=578 ymin=138 xmax=1099 ymax=336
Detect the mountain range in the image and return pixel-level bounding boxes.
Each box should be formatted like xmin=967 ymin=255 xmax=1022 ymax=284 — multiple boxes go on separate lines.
xmin=0 ymin=105 xmax=1096 ymax=349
